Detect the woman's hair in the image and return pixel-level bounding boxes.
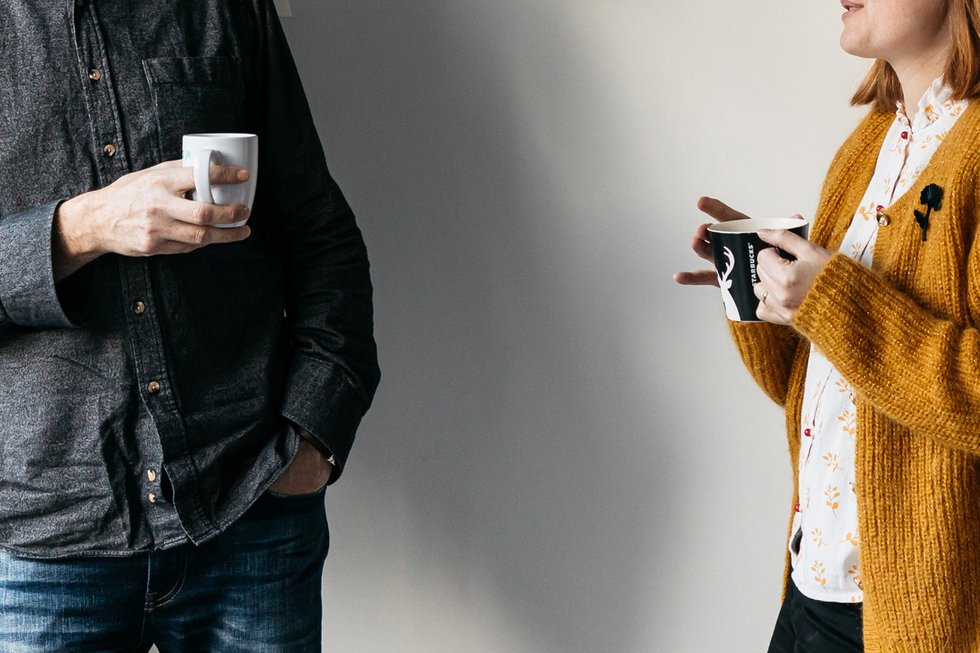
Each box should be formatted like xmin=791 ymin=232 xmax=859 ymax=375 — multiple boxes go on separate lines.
xmin=852 ymin=0 xmax=980 ymax=111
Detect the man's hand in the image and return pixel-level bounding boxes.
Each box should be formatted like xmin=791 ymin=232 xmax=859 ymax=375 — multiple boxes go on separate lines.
xmin=673 ymin=196 xmax=751 ymax=287
xmin=752 ymin=228 xmax=833 ymax=325
xmin=53 ymin=160 xmax=252 ymax=281
xmin=268 ymin=427 xmax=335 ymax=496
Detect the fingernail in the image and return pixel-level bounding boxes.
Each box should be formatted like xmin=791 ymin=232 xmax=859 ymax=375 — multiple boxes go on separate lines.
xmin=238 ymin=169 xmax=250 ymax=180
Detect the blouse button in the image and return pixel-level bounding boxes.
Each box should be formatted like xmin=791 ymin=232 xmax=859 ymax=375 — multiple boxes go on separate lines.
xmin=804 ymin=428 xmax=812 ymax=438
xmin=900 ymin=130 xmax=909 ymax=139
xmin=794 ymin=503 xmax=801 ymax=513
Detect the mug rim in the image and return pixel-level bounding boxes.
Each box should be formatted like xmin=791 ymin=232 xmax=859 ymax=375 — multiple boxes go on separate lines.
xmin=707 ymin=218 xmax=808 ymax=234
xmin=183 ymin=133 xmax=257 ymax=140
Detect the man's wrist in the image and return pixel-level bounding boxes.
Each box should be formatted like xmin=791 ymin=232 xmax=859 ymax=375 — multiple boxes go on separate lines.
xmin=53 ymin=194 xmax=103 ymax=281
xmin=294 ymin=424 xmax=336 ymax=466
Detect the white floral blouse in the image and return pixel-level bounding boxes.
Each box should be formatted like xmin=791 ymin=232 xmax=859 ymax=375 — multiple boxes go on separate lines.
xmin=789 ymin=78 xmax=967 ymax=604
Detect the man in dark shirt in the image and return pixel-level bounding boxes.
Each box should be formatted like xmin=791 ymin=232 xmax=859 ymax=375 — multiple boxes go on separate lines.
xmin=0 ymin=1 xmax=379 ymax=650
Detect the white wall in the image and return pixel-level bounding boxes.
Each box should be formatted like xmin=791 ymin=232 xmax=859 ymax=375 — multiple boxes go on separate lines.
xmin=281 ymin=2 xmax=869 ymax=651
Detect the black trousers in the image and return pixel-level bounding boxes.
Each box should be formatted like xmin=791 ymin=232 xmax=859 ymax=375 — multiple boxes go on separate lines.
xmin=767 ymin=581 xmax=863 ymax=653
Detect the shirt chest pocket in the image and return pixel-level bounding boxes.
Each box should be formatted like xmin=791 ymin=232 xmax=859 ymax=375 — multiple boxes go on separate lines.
xmin=142 ymin=56 xmax=249 ymax=161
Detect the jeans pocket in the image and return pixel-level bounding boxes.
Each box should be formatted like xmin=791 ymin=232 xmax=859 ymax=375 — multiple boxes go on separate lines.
xmin=264 ymin=482 xmax=328 ymax=500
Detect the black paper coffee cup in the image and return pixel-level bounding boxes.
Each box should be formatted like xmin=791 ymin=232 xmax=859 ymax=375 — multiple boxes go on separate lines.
xmin=708 ymin=218 xmax=810 ymax=322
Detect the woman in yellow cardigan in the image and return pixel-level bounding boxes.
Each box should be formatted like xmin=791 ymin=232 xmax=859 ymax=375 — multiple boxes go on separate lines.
xmin=677 ymin=0 xmax=980 ymax=651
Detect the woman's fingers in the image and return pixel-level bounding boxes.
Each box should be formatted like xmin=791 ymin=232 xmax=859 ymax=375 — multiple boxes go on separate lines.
xmin=673 ymin=270 xmax=719 ymax=287
xmin=676 ymin=198 xmax=750 ymax=288
xmin=692 ymin=233 xmax=713 ymax=262
xmin=697 ymin=196 xmax=750 ymax=223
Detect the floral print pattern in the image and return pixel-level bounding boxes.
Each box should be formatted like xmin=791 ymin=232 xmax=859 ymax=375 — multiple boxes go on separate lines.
xmin=788 ymin=77 xmax=967 ymax=604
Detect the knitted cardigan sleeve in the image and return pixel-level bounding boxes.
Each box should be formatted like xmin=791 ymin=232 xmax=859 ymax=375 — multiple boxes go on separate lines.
xmin=727 ymin=322 xmax=801 ymax=407
xmin=722 ymin=112 xmax=892 ymax=410
xmin=793 ymin=245 xmax=980 ymax=455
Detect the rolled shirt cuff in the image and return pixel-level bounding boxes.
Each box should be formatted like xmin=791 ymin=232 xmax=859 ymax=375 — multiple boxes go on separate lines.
xmin=280 ymin=354 xmax=370 ymax=483
xmin=0 ymin=200 xmax=79 ymax=329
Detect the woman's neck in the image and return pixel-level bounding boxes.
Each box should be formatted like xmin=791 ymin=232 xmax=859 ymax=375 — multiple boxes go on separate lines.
xmin=891 ymin=42 xmax=952 ymax=122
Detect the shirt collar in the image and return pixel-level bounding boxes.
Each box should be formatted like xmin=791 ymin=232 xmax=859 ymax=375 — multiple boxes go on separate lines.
xmin=896 ymin=77 xmax=960 ymax=132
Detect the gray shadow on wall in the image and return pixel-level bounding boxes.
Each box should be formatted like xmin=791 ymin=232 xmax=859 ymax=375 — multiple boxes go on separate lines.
xmin=285 ymin=2 xmax=674 ymax=651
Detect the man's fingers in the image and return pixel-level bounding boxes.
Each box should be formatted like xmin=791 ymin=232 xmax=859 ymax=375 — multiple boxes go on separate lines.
xmin=151 ymin=160 xmax=184 ymax=170
xmin=170 ymin=197 xmax=251 ymax=226
xmin=164 ymin=223 xmax=251 ymax=249
xmin=208 ymin=164 xmax=250 ymax=186
xmin=697 ymin=196 xmax=750 ymax=223
xmin=673 ymin=270 xmax=720 ymax=287
xmin=157 ymin=163 xmax=250 ymax=194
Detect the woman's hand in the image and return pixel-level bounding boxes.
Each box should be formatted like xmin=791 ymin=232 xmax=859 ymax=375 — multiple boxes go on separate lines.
xmin=753 ymin=228 xmax=833 ymax=325
xmin=674 ymin=196 xmax=751 ymax=287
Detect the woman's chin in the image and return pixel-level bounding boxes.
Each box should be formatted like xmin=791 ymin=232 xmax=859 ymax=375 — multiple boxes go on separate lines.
xmin=839 ymin=35 xmax=874 ymax=59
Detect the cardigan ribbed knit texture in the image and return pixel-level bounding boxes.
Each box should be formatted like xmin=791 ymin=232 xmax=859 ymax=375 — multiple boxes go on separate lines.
xmin=729 ymin=103 xmax=980 ymax=652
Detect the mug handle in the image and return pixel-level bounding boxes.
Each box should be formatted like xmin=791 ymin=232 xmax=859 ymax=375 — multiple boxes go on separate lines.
xmin=193 ymin=148 xmax=215 ymax=204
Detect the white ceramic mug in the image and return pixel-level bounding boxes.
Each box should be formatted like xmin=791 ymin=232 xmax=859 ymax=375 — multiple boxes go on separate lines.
xmin=181 ymin=133 xmax=258 ymax=228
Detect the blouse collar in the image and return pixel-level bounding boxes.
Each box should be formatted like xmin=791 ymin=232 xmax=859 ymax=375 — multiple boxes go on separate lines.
xmin=896 ymin=77 xmax=964 ymax=132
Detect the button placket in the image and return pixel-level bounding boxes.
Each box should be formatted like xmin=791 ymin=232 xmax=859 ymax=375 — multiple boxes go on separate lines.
xmin=65 ymin=0 xmax=196 ymax=547
xmin=73 ymin=1 xmax=128 ymax=183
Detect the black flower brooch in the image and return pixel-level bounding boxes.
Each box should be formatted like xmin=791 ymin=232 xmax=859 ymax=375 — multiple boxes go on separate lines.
xmin=914 ymin=183 xmax=943 ymax=242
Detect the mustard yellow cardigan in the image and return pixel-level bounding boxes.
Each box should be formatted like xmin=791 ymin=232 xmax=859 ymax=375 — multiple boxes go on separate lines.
xmin=729 ymin=104 xmax=980 ymax=651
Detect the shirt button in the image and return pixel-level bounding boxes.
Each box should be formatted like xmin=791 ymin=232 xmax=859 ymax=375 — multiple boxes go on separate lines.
xmin=147 ymin=468 xmax=158 ymax=483
xmin=133 ymin=300 xmax=146 ymax=315
xmin=900 ymin=130 xmax=909 ymax=139
xmin=88 ymin=68 xmax=102 ymax=81
xmin=804 ymin=428 xmax=812 ymax=437
xmin=148 ymin=492 xmax=158 ymax=504
xmin=794 ymin=503 xmax=801 ymax=513
xmin=103 ymin=143 xmax=117 ymax=157
xmin=147 ymin=380 xmax=161 ymax=394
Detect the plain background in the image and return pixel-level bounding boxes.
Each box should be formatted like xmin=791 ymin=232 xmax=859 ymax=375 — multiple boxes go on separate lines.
xmin=269 ymin=1 xmax=868 ymax=652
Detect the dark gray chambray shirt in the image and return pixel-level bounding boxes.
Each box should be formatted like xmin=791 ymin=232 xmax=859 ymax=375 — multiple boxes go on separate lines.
xmin=0 ymin=1 xmax=379 ymax=558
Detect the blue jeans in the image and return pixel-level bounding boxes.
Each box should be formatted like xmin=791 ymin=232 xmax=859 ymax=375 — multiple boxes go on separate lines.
xmin=0 ymin=489 xmax=329 ymax=653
